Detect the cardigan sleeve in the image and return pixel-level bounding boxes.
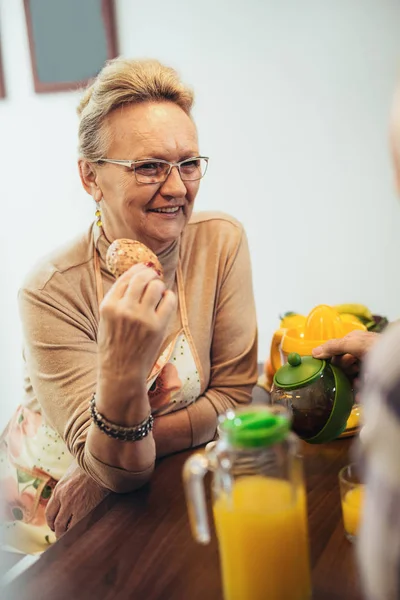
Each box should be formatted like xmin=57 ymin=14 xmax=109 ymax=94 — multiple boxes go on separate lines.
xmin=19 ymin=283 xmax=154 ymax=493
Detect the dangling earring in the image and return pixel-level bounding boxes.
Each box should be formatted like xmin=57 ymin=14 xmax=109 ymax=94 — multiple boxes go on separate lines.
xmin=95 ymin=204 xmax=102 ymax=227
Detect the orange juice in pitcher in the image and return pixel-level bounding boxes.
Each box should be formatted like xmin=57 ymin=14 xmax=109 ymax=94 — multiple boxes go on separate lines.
xmin=214 ymin=476 xmax=310 ymax=599
xmin=183 ymin=407 xmax=312 ymax=600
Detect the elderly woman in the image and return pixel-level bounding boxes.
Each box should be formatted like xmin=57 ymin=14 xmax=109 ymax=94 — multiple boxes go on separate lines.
xmin=0 ymin=58 xmax=257 ymax=554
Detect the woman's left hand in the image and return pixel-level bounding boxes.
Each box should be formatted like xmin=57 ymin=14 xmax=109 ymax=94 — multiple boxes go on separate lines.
xmin=46 ymin=461 xmax=109 ymax=539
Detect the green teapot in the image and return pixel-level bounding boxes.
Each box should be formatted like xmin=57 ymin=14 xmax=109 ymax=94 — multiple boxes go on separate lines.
xmin=270 ymin=352 xmax=354 ymax=444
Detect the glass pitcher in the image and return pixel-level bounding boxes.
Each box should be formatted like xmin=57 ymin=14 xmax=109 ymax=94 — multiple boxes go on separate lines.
xmin=183 ymin=406 xmax=312 ymax=600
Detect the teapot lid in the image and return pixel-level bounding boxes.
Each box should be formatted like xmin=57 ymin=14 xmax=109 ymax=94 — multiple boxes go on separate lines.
xmin=273 ymin=352 xmax=325 ymax=389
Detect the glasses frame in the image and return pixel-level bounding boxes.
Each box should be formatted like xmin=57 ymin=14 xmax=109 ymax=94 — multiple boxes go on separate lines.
xmin=96 ymin=156 xmax=209 ymax=184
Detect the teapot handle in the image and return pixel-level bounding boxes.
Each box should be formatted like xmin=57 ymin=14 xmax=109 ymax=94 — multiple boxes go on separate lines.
xmin=183 ymin=452 xmax=211 ymax=544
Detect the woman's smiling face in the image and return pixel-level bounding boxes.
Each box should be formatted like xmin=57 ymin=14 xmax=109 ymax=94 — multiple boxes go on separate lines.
xmin=84 ymin=101 xmax=201 ymax=254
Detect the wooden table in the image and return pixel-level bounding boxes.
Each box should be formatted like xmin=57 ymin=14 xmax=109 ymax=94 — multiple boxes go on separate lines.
xmin=4 ymin=388 xmax=363 ymax=600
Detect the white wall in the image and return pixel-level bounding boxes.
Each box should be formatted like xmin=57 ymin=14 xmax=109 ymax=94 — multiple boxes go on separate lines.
xmin=1 ymin=0 xmax=400 ymax=427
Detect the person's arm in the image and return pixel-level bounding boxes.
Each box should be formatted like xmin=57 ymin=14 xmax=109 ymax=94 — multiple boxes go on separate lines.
xmin=357 ymin=324 xmax=400 ymax=600
xmin=20 ymin=263 xmax=175 ymax=493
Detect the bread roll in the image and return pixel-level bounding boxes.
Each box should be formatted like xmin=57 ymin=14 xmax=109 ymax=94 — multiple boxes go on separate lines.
xmin=106 ymin=239 xmax=163 ymax=279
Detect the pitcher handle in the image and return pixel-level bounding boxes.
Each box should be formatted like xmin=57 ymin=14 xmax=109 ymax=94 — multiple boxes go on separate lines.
xmin=183 ymin=452 xmax=211 ymax=544
xmin=270 ymin=328 xmax=286 ymax=372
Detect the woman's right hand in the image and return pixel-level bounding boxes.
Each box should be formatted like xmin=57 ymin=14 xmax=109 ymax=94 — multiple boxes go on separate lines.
xmin=96 ymin=263 xmax=176 ymax=421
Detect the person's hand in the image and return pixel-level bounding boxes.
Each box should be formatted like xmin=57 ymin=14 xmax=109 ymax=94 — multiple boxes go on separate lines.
xmin=46 ymin=462 xmax=109 ymax=539
xmin=312 ymin=330 xmax=379 ymax=376
xmin=98 ymin=262 xmax=176 ymax=388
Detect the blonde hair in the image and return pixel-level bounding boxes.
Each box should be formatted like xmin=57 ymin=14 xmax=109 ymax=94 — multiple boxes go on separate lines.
xmin=77 ymin=58 xmax=194 ymax=160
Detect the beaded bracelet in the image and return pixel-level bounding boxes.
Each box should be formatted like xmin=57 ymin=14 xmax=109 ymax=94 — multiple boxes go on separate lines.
xmin=89 ymin=394 xmax=154 ymax=442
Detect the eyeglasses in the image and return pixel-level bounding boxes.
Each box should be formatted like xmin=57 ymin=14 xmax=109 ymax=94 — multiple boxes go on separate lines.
xmin=96 ymin=156 xmax=209 ymax=184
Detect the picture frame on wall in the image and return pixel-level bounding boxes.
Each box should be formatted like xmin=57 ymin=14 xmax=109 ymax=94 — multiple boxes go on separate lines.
xmin=24 ymin=0 xmax=118 ymax=94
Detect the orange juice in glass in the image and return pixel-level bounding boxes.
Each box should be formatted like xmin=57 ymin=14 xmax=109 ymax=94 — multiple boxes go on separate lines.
xmin=339 ymin=463 xmax=365 ymax=542
xmin=183 ymin=407 xmax=312 ymax=600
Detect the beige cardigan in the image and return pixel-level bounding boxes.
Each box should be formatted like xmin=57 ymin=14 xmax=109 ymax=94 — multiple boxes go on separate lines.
xmin=19 ymin=212 xmax=258 ymax=490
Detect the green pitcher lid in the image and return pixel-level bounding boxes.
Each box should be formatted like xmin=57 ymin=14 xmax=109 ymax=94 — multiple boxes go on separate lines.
xmin=219 ymin=409 xmax=290 ymax=448
xmin=273 ymin=352 xmax=325 ymax=390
